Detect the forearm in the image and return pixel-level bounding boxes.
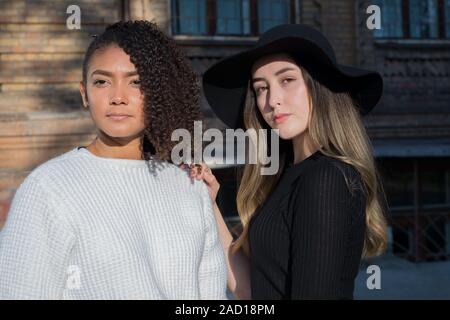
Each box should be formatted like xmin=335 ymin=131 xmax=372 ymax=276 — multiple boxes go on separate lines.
xmin=212 ymin=203 xmax=251 ymax=299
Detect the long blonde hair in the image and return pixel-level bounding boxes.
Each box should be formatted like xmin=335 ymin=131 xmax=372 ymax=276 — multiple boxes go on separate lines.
xmin=232 ymin=63 xmax=388 ymax=258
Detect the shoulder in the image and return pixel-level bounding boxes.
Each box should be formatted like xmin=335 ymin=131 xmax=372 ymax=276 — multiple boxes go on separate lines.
xmin=160 ymin=163 xmax=213 ymax=228
xmin=160 ymin=162 xmax=210 ymax=202
xmin=11 ymin=148 xmax=90 ymax=211
xmin=288 ymin=153 xmax=366 ymax=224
xmin=11 ymin=148 xmax=81 ymax=203
xmin=26 ymin=148 xmax=83 ymax=183
xmin=292 ymin=152 xmax=364 ymax=198
xmin=8 ymin=150 xmax=83 ymax=225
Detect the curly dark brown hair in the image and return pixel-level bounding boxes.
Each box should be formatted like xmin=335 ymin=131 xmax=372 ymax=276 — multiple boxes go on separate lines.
xmin=82 ymin=20 xmax=202 ymax=162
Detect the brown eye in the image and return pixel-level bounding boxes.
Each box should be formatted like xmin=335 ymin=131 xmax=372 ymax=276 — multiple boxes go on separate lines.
xmin=255 ymin=87 xmax=267 ymax=94
xmin=93 ymin=79 xmax=107 ymax=86
xmin=282 ymin=78 xmax=295 ymax=84
xmin=131 ymin=79 xmax=141 ymax=86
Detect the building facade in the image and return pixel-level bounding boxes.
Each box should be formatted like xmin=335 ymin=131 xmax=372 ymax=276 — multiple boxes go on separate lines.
xmin=0 ymin=0 xmax=449 ymax=261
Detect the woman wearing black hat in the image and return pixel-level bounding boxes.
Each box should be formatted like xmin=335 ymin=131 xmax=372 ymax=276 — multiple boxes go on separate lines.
xmin=191 ymin=24 xmax=388 ymax=300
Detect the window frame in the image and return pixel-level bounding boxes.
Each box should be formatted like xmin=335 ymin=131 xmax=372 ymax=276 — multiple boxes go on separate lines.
xmin=170 ymin=0 xmax=298 ymax=38
xmin=379 ymin=158 xmax=450 ymax=212
xmin=374 ymin=0 xmax=449 ymax=39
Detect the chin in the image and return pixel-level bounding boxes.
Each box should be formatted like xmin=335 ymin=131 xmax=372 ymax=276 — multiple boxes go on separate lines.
xmin=277 ymin=128 xmax=307 ymax=141
xmin=278 ymin=133 xmax=295 ymax=140
xmin=103 ymin=129 xmax=142 ymax=140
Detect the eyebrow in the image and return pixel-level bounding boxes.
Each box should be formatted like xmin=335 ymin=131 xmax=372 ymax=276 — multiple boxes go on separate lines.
xmin=90 ymin=70 xmax=138 ymax=77
xmin=252 ymin=67 xmax=296 ymax=83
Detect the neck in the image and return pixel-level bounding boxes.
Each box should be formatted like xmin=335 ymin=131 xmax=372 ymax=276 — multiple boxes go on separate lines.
xmin=87 ymin=131 xmax=143 ymax=160
xmin=291 ymin=131 xmax=319 ymax=164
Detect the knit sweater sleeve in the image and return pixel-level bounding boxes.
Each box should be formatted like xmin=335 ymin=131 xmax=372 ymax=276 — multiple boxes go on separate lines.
xmin=0 ymin=175 xmax=76 ymax=299
xmin=197 ymin=182 xmax=227 ymax=300
xmin=288 ymin=162 xmax=362 ymax=299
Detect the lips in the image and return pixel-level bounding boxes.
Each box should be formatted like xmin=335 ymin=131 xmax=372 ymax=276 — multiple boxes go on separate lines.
xmin=107 ymin=113 xmax=131 ymax=121
xmin=273 ymin=113 xmax=291 ymax=124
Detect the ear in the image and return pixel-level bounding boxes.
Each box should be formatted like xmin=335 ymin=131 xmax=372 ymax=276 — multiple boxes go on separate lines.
xmin=79 ymin=81 xmax=88 ymax=108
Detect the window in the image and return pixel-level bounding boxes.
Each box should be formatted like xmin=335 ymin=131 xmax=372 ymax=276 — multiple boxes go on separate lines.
xmin=379 ymin=159 xmax=415 ymax=208
xmin=373 ymin=0 xmax=403 ymax=37
xmin=380 ymin=158 xmax=450 ymax=261
xmin=258 ymin=0 xmax=291 ymax=33
xmin=379 ymin=159 xmax=450 ymax=209
xmin=373 ymin=0 xmax=450 ymax=39
xmin=216 ymin=0 xmax=251 ymax=35
xmin=421 ymin=169 xmax=450 ymax=206
xmin=172 ymin=0 xmax=295 ymax=36
xmin=409 ymin=0 xmax=439 ymax=38
xmin=172 ymin=0 xmax=207 ymax=34
xmin=445 ymin=0 xmax=450 ymax=36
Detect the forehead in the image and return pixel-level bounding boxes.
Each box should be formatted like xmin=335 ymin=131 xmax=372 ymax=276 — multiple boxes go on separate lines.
xmin=251 ymin=53 xmax=300 ymax=76
xmin=88 ymin=45 xmax=136 ymax=72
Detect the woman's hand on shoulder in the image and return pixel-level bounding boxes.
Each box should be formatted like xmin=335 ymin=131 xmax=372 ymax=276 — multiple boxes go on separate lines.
xmin=179 ymin=163 xmax=220 ymax=204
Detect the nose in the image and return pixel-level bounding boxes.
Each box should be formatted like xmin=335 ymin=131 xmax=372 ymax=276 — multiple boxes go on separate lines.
xmin=267 ymin=87 xmax=282 ymax=109
xmin=110 ymin=84 xmax=128 ymax=105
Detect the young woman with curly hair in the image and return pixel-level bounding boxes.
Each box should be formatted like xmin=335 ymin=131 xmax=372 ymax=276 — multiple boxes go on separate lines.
xmin=0 ymin=21 xmax=227 ymax=300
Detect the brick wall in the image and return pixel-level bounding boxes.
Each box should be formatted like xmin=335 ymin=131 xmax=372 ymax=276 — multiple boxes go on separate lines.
xmin=0 ymin=0 xmax=180 ymax=228
xmin=0 ymin=0 xmax=126 ymax=225
xmin=300 ymin=0 xmax=356 ymax=65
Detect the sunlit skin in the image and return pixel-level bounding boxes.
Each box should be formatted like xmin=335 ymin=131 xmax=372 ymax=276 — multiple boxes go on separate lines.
xmin=188 ymin=53 xmax=322 ymax=195
xmin=251 ymin=53 xmax=319 ymax=164
xmin=79 ymin=45 xmax=146 ymax=160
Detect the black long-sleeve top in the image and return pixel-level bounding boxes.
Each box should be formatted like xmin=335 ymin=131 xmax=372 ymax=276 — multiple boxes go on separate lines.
xmin=248 ymin=150 xmax=366 ymax=299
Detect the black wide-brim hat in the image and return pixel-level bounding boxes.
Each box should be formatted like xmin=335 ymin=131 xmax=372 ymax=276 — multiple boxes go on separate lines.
xmin=203 ymin=24 xmax=383 ymax=129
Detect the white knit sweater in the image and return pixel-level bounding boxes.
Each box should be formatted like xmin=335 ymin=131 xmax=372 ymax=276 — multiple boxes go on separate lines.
xmin=0 ymin=147 xmax=227 ymax=300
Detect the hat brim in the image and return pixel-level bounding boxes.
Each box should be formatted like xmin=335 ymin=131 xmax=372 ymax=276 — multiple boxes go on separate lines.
xmin=203 ymin=37 xmax=383 ymax=129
